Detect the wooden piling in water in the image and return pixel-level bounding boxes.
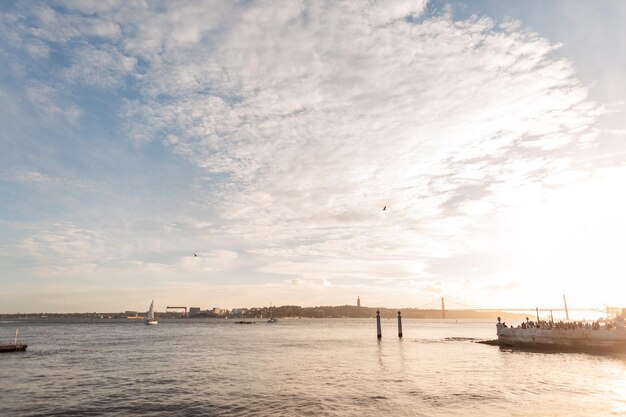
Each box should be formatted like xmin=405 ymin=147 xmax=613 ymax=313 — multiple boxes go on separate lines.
xmin=441 ymin=297 xmax=445 ymax=319
xmin=376 ymin=310 xmax=382 ymax=340
xmin=397 ymin=311 xmax=403 ymax=338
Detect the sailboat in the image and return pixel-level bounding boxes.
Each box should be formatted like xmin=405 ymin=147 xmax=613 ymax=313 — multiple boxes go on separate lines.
xmin=267 ymin=310 xmax=278 ymax=323
xmin=0 ymin=328 xmax=27 ymax=353
xmin=145 ymin=300 xmax=158 ymax=325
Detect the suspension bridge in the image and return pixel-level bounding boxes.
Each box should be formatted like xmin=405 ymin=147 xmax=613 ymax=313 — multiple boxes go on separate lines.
xmin=414 ymin=295 xmax=609 ymax=321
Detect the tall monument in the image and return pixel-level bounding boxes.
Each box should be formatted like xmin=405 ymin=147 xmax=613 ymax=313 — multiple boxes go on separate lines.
xmin=357 ymin=296 xmax=361 ymax=307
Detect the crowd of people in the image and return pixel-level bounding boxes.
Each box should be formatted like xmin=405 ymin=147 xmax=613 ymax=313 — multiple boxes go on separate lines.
xmin=508 ymin=318 xmax=604 ymax=330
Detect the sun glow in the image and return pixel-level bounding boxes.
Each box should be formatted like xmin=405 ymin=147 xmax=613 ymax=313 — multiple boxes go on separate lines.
xmin=496 ymin=167 xmax=626 ymax=309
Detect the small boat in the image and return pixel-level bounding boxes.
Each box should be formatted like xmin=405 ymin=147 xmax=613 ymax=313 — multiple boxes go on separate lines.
xmin=0 ymin=343 xmax=27 ymax=353
xmin=0 ymin=328 xmax=27 ymax=353
xmin=266 ymin=304 xmax=278 ymax=323
xmin=145 ymin=300 xmax=158 ymax=325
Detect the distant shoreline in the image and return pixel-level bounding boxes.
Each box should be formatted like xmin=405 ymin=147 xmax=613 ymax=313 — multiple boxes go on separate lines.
xmin=0 ymin=305 xmax=527 ymax=321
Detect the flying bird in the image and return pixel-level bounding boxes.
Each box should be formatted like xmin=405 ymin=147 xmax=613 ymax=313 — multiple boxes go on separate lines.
xmin=383 ymin=206 xmax=386 ymax=211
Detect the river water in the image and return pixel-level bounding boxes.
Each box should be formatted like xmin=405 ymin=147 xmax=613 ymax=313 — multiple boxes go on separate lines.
xmin=1 ymin=318 xmax=626 ymax=416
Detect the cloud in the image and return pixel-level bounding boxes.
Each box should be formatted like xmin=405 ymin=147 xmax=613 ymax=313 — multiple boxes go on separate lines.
xmin=284 ymin=277 xmax=333 ymax=289
xmin=1 ymin=1 xmax=619 ymax=309
xmin=15 ymin=222 xmax=107 ymax=262
xmin=11 ymin=169 xmax=53 ymax=184
xmin=24 ymin=82 xmax=82 ymax=122
xmin=62 ymin=43 xmax=136 ymax=89
xmin=179 ymin=250 xmax=238 ymax=272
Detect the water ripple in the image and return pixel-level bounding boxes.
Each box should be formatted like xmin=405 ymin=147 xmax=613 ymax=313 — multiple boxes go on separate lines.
xmin=2 ymin=319 xmax=625 ymax=416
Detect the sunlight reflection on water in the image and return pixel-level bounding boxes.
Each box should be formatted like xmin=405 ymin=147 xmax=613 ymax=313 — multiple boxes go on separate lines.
xmin=2 ymin=319 xmax=626 ymax=416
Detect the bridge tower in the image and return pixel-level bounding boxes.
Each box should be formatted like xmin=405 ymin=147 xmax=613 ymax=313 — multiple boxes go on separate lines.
xmin=441 ymin=297 xmax=445 ymax=319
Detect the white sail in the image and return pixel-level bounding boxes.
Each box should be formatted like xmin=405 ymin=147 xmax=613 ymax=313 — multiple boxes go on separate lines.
xmin=147 ymin=301 xmax=155 ymax=320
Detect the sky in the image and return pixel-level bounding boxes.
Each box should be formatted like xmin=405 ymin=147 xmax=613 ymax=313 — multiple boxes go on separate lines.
xmin=1 ymin=0 xmax=625 ymax=313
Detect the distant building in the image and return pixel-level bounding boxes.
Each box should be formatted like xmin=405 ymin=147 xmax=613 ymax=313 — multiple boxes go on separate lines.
xmin=231 ymin=308 xmax=248 ymax=316
xmin=212 ymin=307 xmax=222 ymax=315
xmin=188 ymin=307 xmax=201 ymax=316
xmin=357 ymin=296 xmax=361 ymax=307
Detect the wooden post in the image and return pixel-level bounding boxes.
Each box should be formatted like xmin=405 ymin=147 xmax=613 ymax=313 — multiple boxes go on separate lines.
xmin=536 ymin=307 xmax=540 ymax=323
xmin=441 ymin=297 xmax=445 ymax=319
xmin=563 ymin=294 xmax=570 ymax=321
xmin=397 ymin=311 xmax=403 ymax=338
xmin=550 ymin=310 xmax=554 ymax=323
xmin=376 ymin=310 xmax=382 ymax=340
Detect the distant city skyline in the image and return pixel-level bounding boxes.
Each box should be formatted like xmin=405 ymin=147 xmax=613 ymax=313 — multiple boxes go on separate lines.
xmin=1 ymin=1 xmax=625 ymax=313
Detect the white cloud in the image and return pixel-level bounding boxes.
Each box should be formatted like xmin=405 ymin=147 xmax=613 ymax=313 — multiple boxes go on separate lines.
xmin=284 ymin=277 xmax=333 ymax=289
xmin=24 ymin=82 xmax=83 ymax=122
xmin=2 ymin=1 xmax=622 ymax=309
xmin=180 ymin=250 xmax=238 ymax=272
xmin=112 ymin=3 xmax=599 ymax=296
xmin=12 ymin=169 xmax=52 ymax=184
xmin=16 ymin=223 xmax=107 ymax=262
xmin=62 ymin=44 xmax=135 ymax=89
